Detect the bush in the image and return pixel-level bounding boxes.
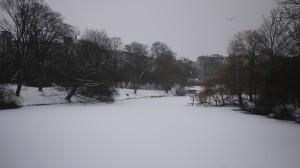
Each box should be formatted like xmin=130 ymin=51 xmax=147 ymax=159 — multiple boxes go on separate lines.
xmin=296 ymin=108 xmax=300 ymax=123
xmin=77 ymin=84 xmax=115 ymax=102
xmin=0 ymin=85 xmax=20 ymax=109
xmin=242 ymin=100 xmax=256 ymax=113
xmin=271 ymin=105 xmax=296 ymax=121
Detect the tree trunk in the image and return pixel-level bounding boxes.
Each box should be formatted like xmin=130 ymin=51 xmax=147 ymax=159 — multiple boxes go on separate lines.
xmin=249 ymin=85 xmax=253 ymax=102
xmin=38 ymin=70 xmax=46 ymax=92
xmin=36 ymin=39 xmax=45 ymax=92
xmin=15 ymin=71 xmax=23 ymax=97
xmin=249 ymin=55 xmax=255 ymax=102
xmin=238 ymin=93 xmax=243 ymax=107
xmin=220 ymin=90 xmax=225 ymax=106
xmin=191 ymin=96 xmax=195 ymax=106
xmin=15 ymin=82 xmax=22 ymax=97
xmin=134 ymin=87 xmax=137 ymax=94
xmin=65 ymin=86 xmax=78 ymax=102
xmin=38 ymin=85 xmax=43 ymax=92
xmin=133 ymin=81 xmax=138 ymax=94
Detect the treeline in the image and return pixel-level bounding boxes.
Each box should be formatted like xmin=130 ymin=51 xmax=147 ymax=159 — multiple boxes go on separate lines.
xmin=0 ymin=0 xmax=195 ymax=102
xmin=201 ymin=0 xmax=300 ymax=120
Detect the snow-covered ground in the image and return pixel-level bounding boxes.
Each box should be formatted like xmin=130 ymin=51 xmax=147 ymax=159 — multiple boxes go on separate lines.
xmin=6 ymin=85 xmax=87 ymax=106
xmin=4 ymin=85 xmax=169 ymax=106
xmin=0 ymin=96 xmax=300 ymax=168
xmin=114 ymin=88 xmax=171 ymax=101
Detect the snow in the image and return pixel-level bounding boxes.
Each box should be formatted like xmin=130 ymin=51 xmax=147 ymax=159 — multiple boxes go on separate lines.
xmin=184 ymin=86 xmax=205 ymax=91
xmin=6 ymin=85 xmax=82 ymax=106
xmin=0 ymin=96 xmax=300 ymax=168
xmin=185 ymin=86 xmax=205 ymax=95
xmin=4 ymin=85 xmax=169 ymax=106
xmin=114 ymin=88 xmax=170 ymax=101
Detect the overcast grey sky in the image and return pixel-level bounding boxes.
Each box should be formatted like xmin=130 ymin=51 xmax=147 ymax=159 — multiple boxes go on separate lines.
xmin=46 ymin=0 xmax=277 ymax=60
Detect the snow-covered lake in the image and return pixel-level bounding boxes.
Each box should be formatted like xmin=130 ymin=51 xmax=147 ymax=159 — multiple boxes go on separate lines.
xmin=1 ymin=96 xmax=300 ymax=168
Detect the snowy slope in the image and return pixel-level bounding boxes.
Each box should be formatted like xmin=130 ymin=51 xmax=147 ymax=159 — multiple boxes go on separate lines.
xmin=0 ymin=97 xmax=300 ymax=168
xmin=6 ymin=85 xmax=86 ymax=106
xmin=114 ymin=88 xmax=171 ymax=101
xmin=4 ymin=85 xmax=170 ymax=106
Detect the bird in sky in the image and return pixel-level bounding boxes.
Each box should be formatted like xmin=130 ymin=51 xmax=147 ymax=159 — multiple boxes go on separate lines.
xmin=226 ymin=17 xmax=236 ymax=21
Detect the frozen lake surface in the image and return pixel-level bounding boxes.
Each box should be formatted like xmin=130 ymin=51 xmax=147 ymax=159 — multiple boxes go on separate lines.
xmin=1 ymin=96 xmax=300 ymax=168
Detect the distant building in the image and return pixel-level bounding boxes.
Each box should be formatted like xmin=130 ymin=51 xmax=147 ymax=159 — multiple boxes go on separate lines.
xmin=196 ymin=54 xmax=227 ymax=81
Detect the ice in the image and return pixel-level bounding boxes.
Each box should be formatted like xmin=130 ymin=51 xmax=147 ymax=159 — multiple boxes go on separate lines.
xmin=0 ymin=96 xmax=300 ymax=168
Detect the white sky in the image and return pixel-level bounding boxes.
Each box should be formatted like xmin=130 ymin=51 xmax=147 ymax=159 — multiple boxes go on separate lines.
xmin=46 ymin=0 xmax=277 ymax=60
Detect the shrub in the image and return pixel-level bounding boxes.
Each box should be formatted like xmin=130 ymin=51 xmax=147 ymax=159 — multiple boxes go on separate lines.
xmin=296 ymin=108 xmax=300 ymax=123
xmin=77 ymin=84 xmax=115 ymax=102
xmin=271 ymin=105 xmax=296 ymax=121
xmin=0 ymin=85 xmax=20 ymax=109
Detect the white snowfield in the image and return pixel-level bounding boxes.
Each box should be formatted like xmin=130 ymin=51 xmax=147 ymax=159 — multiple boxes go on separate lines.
xmin=0 ymin=96 xmax=300 ymax=168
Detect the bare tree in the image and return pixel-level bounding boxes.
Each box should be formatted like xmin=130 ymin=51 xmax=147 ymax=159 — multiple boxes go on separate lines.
xmin=227 ymin=33 xmax=249 ymax=106
xmin=82 ymin=29 xmax=112 ymax=49
xmin=0 ymin=0 xmax=35 ymax=96
xmin=28 ymin=1 xmax=75 ymax=91
xmin=125 ymin=42 xmax=151 ymax=94
xmin=229 ymin=30 xmax=263 ymax=102
xmin=150 ymin=42 xmax=180 ymax=93
xmin=259 ymin=8 xmax=290 ymax=60
xmin=82 ymin=29 xmax=115 ymax=74
xmin=0 ymin=0 xmax=76 ymax=95
xmin=279 ymin=0 xmax=300 ymax=21
xmin=279 ymin=0 xmax=300 ymax=57
xmin=109 ymin=37 xmax=123 ymax=70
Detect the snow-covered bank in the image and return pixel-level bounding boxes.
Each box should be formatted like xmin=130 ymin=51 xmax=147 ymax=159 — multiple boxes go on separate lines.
xmin=5 ymin=85 xmax=87 ymax=106
xmin=2 ymin=85 xmax=170 ymax=107
xmin=114 ymin=88 xmax=171 ymax=101
xmin=0 ymin=97 xmax=300 ymax=168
